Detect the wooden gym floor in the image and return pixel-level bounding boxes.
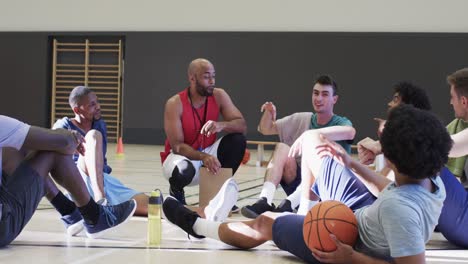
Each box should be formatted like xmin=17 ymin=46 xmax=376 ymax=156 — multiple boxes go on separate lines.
xmin=0 ymin=144 xmax=466 ymax=264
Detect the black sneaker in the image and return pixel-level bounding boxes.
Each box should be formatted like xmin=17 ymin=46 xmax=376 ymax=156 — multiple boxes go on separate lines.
xmin=169 ymin=185 xmax=186 ymax=205
xmin=273 ymin=199 xmax=294 ymax=213
xmin=231 ymin=205 xmax=240 ymax=213
xmin=241 ymin=197 xmax=275 ymax=219
xmin=163 ymin=196 xmax=205 ymax=239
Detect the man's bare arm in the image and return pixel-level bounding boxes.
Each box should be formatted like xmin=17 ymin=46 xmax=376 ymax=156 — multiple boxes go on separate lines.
xmin=22 ymin=126 xmax=82 ymax=155
xmin=215 ymin=88 xmax=247 ymax=134
xmin=257 ymin=102 xmax=278 ymax=135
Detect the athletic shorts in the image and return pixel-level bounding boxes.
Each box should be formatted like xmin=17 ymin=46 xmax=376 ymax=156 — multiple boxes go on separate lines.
xmin=77 ymin=167 xmax=141 ymax=205
xmin=437 ymin=167 xmax=468 ymax=248
xmin=280 ymin=163 xmax=302 ymax=196
xmin=272 ymin=156 xmax=376 ymax=262
xmin=0 ymin=163 xmax=44 ymax=247
xmin=162 ymin=137 xmax=223 ymax=186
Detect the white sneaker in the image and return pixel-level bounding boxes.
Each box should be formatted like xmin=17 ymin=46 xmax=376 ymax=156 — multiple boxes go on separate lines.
xmin=204 ymin=178 xmax=238 ymax=222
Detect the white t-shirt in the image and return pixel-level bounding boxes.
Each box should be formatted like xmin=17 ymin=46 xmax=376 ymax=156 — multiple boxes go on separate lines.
xmin=0 ymin=115 xmax=31 ymax=183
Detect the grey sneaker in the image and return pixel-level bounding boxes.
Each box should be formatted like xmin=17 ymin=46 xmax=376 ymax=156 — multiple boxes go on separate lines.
xmin=84 ymin=199 xmax=137 ymax=239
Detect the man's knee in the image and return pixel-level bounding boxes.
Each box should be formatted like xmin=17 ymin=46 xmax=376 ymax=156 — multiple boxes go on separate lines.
xmin=2 ymin=147 xmax=26 ymax=175
xmin=169 ymin=160 xmax=196 ymax=190
xmin=221 ymin=133 xmax=246 ymax=150
xmin=85 ymin=129 xmax=103 ymax=143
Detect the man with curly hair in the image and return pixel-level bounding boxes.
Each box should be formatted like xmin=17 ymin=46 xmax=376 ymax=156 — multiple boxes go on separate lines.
xmin=374 ymin=81 xmax=431 ymax=137
xmin=163 ymin=105 xmax=451 ymax=263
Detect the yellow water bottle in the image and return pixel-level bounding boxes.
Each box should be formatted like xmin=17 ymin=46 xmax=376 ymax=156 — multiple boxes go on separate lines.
xmin=148 ymin=189 xmax=162 ymax=246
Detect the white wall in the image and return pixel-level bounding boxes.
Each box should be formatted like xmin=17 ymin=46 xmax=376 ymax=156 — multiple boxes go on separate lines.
xmin=1 ymin=0 xmax=467 ymax=32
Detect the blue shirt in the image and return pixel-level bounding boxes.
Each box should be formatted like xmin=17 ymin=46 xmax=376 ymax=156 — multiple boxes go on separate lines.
xmin=53 ymin=117 xmax=112 ymax=174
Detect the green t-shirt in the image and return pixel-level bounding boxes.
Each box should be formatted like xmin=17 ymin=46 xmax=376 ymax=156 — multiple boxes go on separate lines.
xmin=310 ymin=114 xmax=353 ymax=153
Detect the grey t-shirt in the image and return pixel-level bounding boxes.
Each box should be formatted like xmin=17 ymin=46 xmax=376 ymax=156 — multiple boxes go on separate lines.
xmin=354 ymin=176 xmax=446 ymax=260
xmin=276 ymin=112 xmax=313 ymax=146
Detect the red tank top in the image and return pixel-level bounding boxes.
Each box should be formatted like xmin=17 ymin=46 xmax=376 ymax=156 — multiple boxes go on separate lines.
xmin=160 ymin=88 xmax=219 ymax=163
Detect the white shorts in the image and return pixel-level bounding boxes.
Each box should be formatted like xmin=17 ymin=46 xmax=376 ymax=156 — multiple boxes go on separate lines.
xmin=162 ymin=137 xmax=223 ymax=186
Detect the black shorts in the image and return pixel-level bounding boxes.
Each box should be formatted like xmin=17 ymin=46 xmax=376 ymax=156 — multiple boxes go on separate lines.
xmin=0 ymin=162 xmax=44 ymax=247
xmin=279 ymin=163 xmax=302 ymax=196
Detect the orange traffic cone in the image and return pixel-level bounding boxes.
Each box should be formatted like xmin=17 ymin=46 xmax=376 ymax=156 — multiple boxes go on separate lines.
xmin=116 ymin=137 xmax=124 ymax=157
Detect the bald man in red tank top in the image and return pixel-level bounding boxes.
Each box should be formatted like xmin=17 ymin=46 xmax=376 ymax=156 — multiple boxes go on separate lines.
xmin=161 ymin=58 xmax=247 ymax=220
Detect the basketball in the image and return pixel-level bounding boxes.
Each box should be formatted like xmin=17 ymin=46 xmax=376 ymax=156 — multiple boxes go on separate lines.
xmin=303 ymin=200 xmax=358 ymax=252
xmin=241 ymin=148 xmax=250 ymax=164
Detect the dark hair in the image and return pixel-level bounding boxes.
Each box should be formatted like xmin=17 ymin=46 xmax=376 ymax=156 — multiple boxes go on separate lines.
xmin=381 ymin=105 xmax=452 ymax=180
xmin=315 ymin=75 xmax=338 ymax=95
xmin=69 ymin=86 xmax=92 ymax=108
xmin=447 ymin=68 xmax=468 ymax=98
xmin=393 ymin=82 xmax=431 ymax=110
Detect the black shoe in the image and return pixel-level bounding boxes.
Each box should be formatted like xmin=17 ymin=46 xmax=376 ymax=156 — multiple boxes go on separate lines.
xmin=231 ymin=205 xmax=240 ymax=213
xmin=272 ymin=199 xmax=293 ymax=213
xmin=241 ymin=197 xmax=275 ymax=219
xmin=169 ymin=185 xmax=186 ymax=205
xmin=163 ymin=196 xmax=205 ymax=239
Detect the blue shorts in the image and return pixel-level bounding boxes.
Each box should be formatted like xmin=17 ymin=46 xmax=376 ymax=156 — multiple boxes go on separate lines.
xmin=272 ymin=157 xmax=376 ymax=262
xmin=437 ymin=167 xmax=468 ymax=248
xmin=0 ymin=163 xmax=44 ymax=247
xmin=78 ymin=168 xmax=141 ymax=205
xmin=280 ymin=163 xmax=302 ymax=196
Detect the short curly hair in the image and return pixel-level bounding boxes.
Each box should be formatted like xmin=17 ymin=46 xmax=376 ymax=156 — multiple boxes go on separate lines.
xmin=381 ymin=105 xmax=452 ymax=180
xmin=394 ymin=82 xmax=432 ymax=110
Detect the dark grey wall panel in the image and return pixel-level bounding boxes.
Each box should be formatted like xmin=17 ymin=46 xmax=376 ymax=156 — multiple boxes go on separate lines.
xmin=0 ymin=33 xmax=50 ymax=126
xmin=123 ymin=32 xmax=462 ymax=144
xmin=0 ymin=32 xmax=465 ymax=145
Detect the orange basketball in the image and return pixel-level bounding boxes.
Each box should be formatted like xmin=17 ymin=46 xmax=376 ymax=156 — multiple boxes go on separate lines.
xmin=241 ymin=148 xmax=250 ymax=164
xmin=303 ymin=200 xmax=358 ymax=252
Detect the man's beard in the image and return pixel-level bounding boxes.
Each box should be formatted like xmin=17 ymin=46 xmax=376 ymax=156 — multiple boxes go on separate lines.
xmin=195 ymin=80 xmax=214 ymax=96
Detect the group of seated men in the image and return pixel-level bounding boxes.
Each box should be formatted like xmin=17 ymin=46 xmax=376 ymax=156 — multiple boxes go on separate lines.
xmin=1 ymin=58 xmax=467 ymax=263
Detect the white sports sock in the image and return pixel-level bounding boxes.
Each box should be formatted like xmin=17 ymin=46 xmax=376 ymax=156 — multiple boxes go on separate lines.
xmin=259 ymin=181 xmax=276 ymax=205
xmin=286 ymin=188 xmax=301 ymax=209
xmin=193 ymin=218 xmax=221 ymax=240
xmin=297 ymin=197 xmax=318 ymax=215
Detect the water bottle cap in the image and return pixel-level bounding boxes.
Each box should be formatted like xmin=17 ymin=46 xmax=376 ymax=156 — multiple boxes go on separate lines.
xmin=149 ymin=189 xmax=162 ymax=204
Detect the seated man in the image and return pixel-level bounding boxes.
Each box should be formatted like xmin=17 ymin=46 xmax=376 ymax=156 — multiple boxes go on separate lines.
xmin=359 ymin=75 xmax=468 ymax=248
xmin=0 ymin=115 xmax=136 ymax=245
xmin=163 ymin=105 xmax=451 ymax=263
xmin=53 ymin=86 xmax=149 ymax=216
xmin=161 ymin=58 xmax=246 ymax=210
xmin=358 ymin=81 xmax=432 ymax=176
xmin=241 ymin=75 xmax=353 ymax=218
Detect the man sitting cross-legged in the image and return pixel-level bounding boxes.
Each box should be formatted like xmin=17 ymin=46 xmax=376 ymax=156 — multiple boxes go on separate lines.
xmin=241 ymin=75 xmax=353 ymax=218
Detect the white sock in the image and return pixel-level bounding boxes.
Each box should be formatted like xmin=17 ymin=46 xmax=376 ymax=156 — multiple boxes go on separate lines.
xmin=297 ymin=197 xmax=318 ymax=215
xmin=259 ymin=181 xmax=276 ymax=205
xmin=286 ymin=188 xmax=301 ymax=209
xmin=192 ymin=218 xmax=221 ymax=240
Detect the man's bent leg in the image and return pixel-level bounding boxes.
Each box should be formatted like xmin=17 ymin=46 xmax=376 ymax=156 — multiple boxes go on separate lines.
xmin=438 ymin=167 xmax=468 ymax=248
xmin=77 ymin=129 xmax=105 ymax=201
xmin=272 ymin=214 xmax=320 ymax=263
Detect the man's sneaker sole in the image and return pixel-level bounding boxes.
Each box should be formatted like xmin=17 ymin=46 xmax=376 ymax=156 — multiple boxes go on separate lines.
xmin=85 ymin=199 xmax=137 ymax=239
xmin=240 ymin=206 xmax=261 ymax=219
xmin=67 ymin=219 xmax=85 ymax=236
xmin=205 ymin=178 xmax=238 ymax=222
